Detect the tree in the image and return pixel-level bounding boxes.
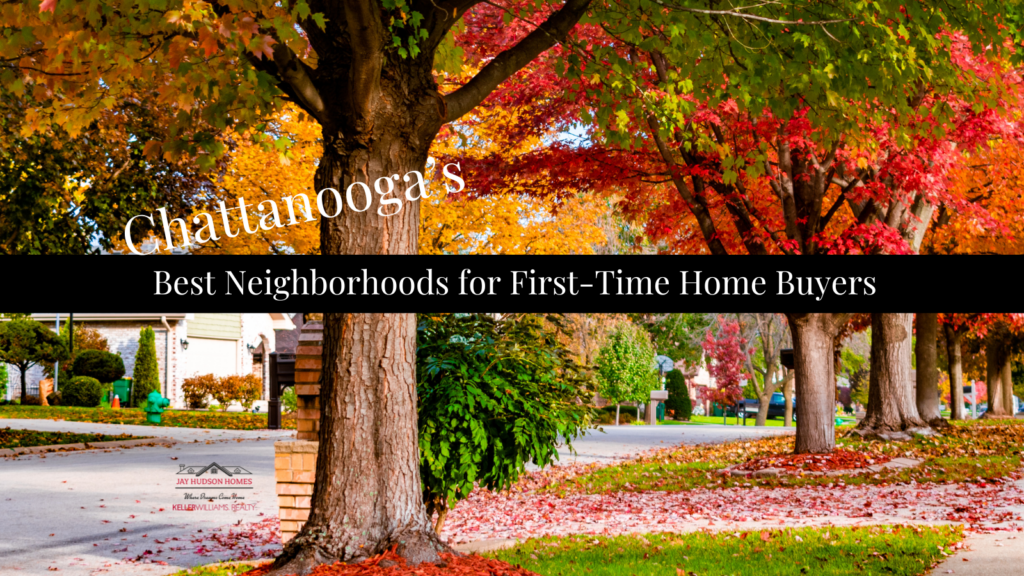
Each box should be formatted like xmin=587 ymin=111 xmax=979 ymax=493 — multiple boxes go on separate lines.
xmin=595 ymin=322 xmax=658 ymax=425
xmin=8 ymin=0 xmax=1017 ymax=570
xmin=416 ymin=314 xmax=592 ymax=533
xmin=0 ymin=87 xmax=219 ymax=254
xmin=131 ymin=327 xmax=160 ymax=407
xmin=735 ymin=314 xmax=789 ymax=426
xmin=663 ymin=369 xmax=691 ymax=421
xmin=786 ymin=314 xmax=852 ymax=453
xmin=0 ymin=318 xmax=67 ymax=400
xmin=855 ymin=314 xmax=931 ymax=438
xmin=915 ymin=313 xmax=944 ymax=426
xmin=699 ymin=318 xmax=749 ymax=414
xmin=629 ymin=313 xmax=710 ymax=366
xmin=45 ymin=322 xmax=109 ymax=382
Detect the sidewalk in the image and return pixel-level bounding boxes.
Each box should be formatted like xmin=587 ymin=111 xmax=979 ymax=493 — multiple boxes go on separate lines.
xmin=929 ymin=532 xmax=1023 ymax=575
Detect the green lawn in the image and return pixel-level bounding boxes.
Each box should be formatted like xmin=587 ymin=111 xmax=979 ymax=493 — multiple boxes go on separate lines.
xmin=170 ymin=526 xmax=960 ymax=576
xmin=0 ymin=405 xmax=294 ymax=430
xmin=0 ymin=427 xmax=145 ymax=449
xmin=552 ymin=420 xmax=1024 ymax=494
xmin=491 ymin=526 xmax=962 ymax=576
xmin=662 ymin=415 xmax=790 ymax=427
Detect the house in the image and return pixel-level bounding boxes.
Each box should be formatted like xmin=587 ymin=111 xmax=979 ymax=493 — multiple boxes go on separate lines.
xmin=3 ymin=313 xmax=294 ymax=407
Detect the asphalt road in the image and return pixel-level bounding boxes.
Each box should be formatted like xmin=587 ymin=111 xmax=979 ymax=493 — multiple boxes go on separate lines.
xmin=0 ymin=418 xmax=791 ymax=576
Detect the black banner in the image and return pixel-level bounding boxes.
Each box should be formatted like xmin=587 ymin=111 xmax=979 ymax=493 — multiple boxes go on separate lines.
xmin=3 ymin=255 xmax=1018 ymax=312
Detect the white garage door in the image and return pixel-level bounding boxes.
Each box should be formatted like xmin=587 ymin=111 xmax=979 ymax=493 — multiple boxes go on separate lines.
xmin=187 ymin=338 xmax=238 ymax=377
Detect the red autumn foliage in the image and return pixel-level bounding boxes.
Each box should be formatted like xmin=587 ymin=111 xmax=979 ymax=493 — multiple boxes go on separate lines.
xmin=243 ymin=548 xmax=539 ymax=576
xmin=698 ymin=318 xmax=750 ymax=407
xmin=732 ymin=449 xmax=892 ymax=474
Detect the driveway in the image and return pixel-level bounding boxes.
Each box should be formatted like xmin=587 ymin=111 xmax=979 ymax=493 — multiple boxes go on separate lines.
xmin=0 ymin=419 xmax=789 ymax=575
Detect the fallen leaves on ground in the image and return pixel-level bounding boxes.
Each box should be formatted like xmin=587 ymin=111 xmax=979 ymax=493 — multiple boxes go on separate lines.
xmin=243 ymin=547 xmax=537 ymax=576
xmin=0 ymin=427 xmax=143 ymax=449
xmin=732 ymin=449 xmax=892 ymax=473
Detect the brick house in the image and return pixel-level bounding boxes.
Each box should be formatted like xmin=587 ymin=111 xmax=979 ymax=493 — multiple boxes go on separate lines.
xmin=3 ymin=313 xmax=294 ymax=407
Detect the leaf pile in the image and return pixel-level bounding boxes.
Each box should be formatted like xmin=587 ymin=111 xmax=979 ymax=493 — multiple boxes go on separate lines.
xmin=731 ymin=449 xmax=891 ymax=473
xmin=0 ymin=405 xmax=294 ymax=430
xmin=0 ymin=427 xmax=142 ymax=449
xmin=243 ymin=549 xmax=538 ymax=576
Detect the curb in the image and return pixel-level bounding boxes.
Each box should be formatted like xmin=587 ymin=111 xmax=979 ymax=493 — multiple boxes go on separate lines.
xmin=0 ymin=437 xmax=178 ymax=456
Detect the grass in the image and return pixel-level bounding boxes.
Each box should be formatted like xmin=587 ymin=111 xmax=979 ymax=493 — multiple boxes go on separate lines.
xmin=168 ymin=562 xmax=265 ymax=576
xmin=0 ymin=427 xmax=145 ymax=449
xmin=665 ymin=415 xmax=790 ymax=427
xmin=0 ymin=405 xmax=295 ymax=430
xmin=491 ymin=525 xmax=962 ymax=576
xmin=551 ymin=420 xmax=1024 ymax=495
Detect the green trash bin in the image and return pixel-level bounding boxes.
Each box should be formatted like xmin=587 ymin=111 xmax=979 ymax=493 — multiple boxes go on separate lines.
xmin=656 ymin=402 xmax=666 ymax=421
xmin=112 ymin=378 xmax=132 ymax=406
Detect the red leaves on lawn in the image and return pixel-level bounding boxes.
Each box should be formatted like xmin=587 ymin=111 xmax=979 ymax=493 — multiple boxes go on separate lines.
xmin=733 ymin=449 xmax=891 ymax=473
xmin=244 ymin=548 xmax=539 ymax=576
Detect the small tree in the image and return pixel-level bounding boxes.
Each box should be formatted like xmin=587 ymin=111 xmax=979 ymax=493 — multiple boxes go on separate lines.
xmin=664 ymin=369 xmax=692 ymax=420
xmin=700 ymin=319 xmax=750 ymax=419
xmin=417 ymin=313 xmax=593 ymax=533
xmin=595 ymin=323 xmax=659 ymax=425
xmin=0 ymin=318 xmax=67 ymax=400
xmin=46 ymin=323 xmax=109 ymax=383
xmin=132 ymin=326 xmax=160 ymax=407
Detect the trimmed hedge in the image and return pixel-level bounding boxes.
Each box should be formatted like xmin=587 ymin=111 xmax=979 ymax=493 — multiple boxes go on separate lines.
xmin=72 ymin=350 xmax=125 ymax=383
xmin=664 ymin=369 xmax=693 ymax=420
xmin=62 ymin=376 xmax=104 ymax=408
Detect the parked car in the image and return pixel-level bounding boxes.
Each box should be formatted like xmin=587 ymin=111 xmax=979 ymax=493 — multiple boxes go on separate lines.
xmin=740 ymin=392 xmax=793 ymax=419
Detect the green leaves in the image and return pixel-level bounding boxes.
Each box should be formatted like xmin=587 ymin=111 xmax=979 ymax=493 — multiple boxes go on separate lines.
xmin=417 ymin=314 xmax=595 ymax=515
xmin=595 ymin=322 xmax=659 ymax=405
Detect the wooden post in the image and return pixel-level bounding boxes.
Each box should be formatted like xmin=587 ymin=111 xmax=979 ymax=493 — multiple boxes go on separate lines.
xmin=294 ymin=321 xmax=323 ymax=441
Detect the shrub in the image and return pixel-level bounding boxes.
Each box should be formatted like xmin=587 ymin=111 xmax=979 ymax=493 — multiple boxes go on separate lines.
xmin=132 ymin=326 xmax=160 ymax=407
xmin=213 ymin=374 xmax=262 ymax=410
xmin=664 ymin=369 xmax=692 ymax=420
xmin=47 ymin=391 xmax=61 ymax=406
xmin=184 ymin=373 xmax=262 ymax=410
xmin=183 ymin=374 xmax=218 ymax=409
xmin=20 ymin=394 xmax=43 ymax=406
xmin=72 ymin=350 xmax=126 ymax=383
xmin=63 ymin=376 xmax=104 ymax=407
xmin=281 ymin=386 xmax=298 ymax=413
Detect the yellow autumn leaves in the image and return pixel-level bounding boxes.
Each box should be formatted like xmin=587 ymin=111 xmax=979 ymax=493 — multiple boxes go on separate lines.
xmin=185 ymin=103 xmax=608 ymax=255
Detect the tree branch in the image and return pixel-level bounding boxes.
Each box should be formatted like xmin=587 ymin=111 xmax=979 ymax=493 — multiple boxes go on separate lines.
xmin=444 ymin=0 xmax=592 ymax=122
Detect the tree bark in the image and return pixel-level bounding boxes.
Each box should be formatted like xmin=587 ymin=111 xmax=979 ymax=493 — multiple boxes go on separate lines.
xmin=1001 ymin=353 xmax=1014 ymax=416
xmin=754 ymin=367 xmax=777 ymax=426
xmin=270 ymin=314 xmax=444 ymax=575
xmin=915 ymin=313 xmax=943 ymax=426
xmin=786 ymin=313 xmax=847 ymax=453
xmin=19 ymin=364 xmax=27 ymax=400
xmin=782 ymin=369 xmax=794 ymax=427
xmin=856 ymin=313 xmax=930 ymax=439
xmin=984 ymin=339 xmax=1008 ymax=417
xmin=944 ymin=324 xmax=965 ymax=420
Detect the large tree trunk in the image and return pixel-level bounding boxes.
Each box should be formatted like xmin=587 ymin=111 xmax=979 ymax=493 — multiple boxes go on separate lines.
xmin=269 ymin=314 xmax=444 ymax=575
xmin=944 ymin=324 xmax=965 ymax=420
xmin=915 ymin=313 xmax=944 ymax=426
xmin=983 ymin=334 xmax=1013 ymax=418
xmin=19 ymin=365 xmax=27 ymax=400
xmin=268 ymin=67 xmax=445 ymax=575
xmin=856 ymin=313 xmax=930 ymax=439
xmin=786 ymin=313 xmax=847 ymax=453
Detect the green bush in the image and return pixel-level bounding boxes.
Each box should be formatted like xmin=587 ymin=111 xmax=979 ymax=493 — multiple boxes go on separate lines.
xmin=132 ymin=326 xmax=160 ymax=407
xmin=281 ymin=387 xmax=297 ymax=413
xmin=417 ymin=313 xmax=594 ymax=531
xmin=72 ymin=350 xmax=125 ymax=383
xmin=664 ymin=369 xmax=692 ymax=420
xmin=62 ymin=376 xmax=104 ymax=407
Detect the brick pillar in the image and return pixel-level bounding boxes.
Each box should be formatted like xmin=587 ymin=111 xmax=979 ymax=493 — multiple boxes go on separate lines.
xmin=274 ymin=440 xmax=317 ymax=543
xmin=294 ymin=321 xmax=323 ymax=441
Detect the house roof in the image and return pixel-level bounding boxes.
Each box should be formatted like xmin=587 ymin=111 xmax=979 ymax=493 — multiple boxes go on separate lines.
xmin=29 ymin=313 xmax=194 ymax=322
xmin=255 ymin=313 xmax=304 ymax=355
